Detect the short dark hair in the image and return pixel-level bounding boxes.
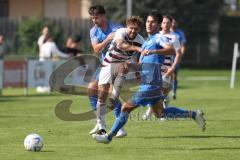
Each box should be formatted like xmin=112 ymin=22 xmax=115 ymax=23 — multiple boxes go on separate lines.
xmin=148 ymin=10 xmax=162 ymax=24
xmin=88 ymin=5 xmax=106 ymax=16
xmin=71 ymin=33 xmax=82 ymax=43
xmin=163 ymin=15 xmax=173 ymax=23
xmin=126 ymin=16 xmax=143 ymax=27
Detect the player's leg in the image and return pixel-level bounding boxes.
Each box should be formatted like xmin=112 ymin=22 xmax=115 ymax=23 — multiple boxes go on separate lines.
xmin=92 ymin=85 xmax=163 ymax=144
xmin=96 ymin=83 xmax=110 ymax=134
xmin=109 ymin=86 xmax=127 ymax=138
xmin=151 ymin=100 xmax=164 ymax=118
xmin=93 ymin=65 xmax=112 ymax=134
xmin=110 ymin=63 xmax=131 ymax=137
xmin=108 ymin=85 xmax=121 ymax=118
xmin=142 ymin=89 xmax=169 ymax=120
xmin=163 ymin=105 xmax=206 ymax=131
xmin=142 ymin=105 xmax=152 ymax=120
xmin=109 ymin=63 xmax=128 ymax=108
xmin=92 ymin=100 xmax=136 ymax=144
xmin=87 ymin=80 xmax=98 ymax=111
xmin=88 ymin=80 xmax=100 ymax=134
xmin=172 ymin=67 xmax=178 ymax=99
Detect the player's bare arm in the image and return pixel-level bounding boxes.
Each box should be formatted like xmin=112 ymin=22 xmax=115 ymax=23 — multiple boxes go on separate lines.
xmin=141 ymin=44 xmax=174 ymax=56
xmin=116 ymin=39 xmax=142 ymax=53
xmin=92 ymin=32 xmax=115 ymax=54
xmin=165 ymin=49 xmax=182 ymax=76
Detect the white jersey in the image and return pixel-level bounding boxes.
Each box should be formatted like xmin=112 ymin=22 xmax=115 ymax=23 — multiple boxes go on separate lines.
xmin=159 ymin=31 xmax=181 ymax=69
xmin=39 ymin=41 xmax=69 ymax=61
xmin=103 ymin=28 xmax=145 ymax=65
xmin=38 ymin=35 xmax=46 ymax=48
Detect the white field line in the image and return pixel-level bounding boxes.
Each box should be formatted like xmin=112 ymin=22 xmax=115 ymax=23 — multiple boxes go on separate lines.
xmin=179 ymin=76 xmax=229 ymax=81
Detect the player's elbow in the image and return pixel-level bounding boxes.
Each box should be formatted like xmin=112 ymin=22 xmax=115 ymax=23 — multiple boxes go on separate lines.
xmin=93 ymin=47 xmax=101 ymax=54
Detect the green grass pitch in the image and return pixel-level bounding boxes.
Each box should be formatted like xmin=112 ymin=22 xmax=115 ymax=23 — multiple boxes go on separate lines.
xmin=0 ymin=69 xmax=240 ymax=160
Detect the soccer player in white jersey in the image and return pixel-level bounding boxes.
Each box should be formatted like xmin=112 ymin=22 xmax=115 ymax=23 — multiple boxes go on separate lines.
xmin=96 ymin=16 xmax=145 ymax=136
xmin=171 ymin=18 xmax=187 ymax=100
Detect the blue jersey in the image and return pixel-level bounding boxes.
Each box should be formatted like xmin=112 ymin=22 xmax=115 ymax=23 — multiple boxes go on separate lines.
xmin=140 ymin=33 xmax=169 ymax=86
xmin=130 ymin=33 xmax=169 ymax=107
xmin=172 ymin=29 xmax=186 ymax=45
xmin=90 ymin=21 xmax=123 ymax=60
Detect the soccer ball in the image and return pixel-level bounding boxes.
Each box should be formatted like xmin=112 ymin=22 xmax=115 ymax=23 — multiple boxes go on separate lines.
xmin=24 ymin=133 xmax=43 ymax=152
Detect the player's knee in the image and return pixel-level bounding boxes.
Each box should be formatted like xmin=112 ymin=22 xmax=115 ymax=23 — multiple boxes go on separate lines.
xmin=121 ymin=102 xmax=134 ymax=113
xmin=87 ymin=82 xmax=98 ymax=95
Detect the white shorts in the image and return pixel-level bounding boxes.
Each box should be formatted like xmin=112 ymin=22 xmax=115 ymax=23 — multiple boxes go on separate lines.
xmin=98 ymin=62 xmax=126 ymax=85
xmin=161 ymin=65 xmax=173 ymax=89
xmin=98 ymin=65 xmax=112 ymax=85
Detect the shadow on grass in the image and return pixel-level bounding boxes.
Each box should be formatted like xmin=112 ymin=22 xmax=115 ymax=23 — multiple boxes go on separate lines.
xmin=133 ymin=135 xmax=240 ymax=139
xmin=135 ymin=147 xmax=240 ymax=151
xmin=40 ymin=150 xmax=55 ymax=153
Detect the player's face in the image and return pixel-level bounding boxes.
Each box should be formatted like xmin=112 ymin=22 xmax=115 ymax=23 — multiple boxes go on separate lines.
xmin=0 ymin=36 xmax=3 ymax=44
xmin=161 ymin=18 xmax=172 ymax=32
xmin=146 ymin=16 xmax=160 ymax=35
xmin=172 ymin=19 xmax=177 ymax=29
xmin=42 ymin=27 xmax=49 ymax=36
xmin=126 ymin=23 xmax=140 ymax=39
xmin=91 ymin=14 xmax=104 ymax=27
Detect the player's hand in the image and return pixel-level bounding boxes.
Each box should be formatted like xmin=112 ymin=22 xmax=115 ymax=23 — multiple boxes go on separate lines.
xmin=165 ymin=68 xmax=174 ymax=77
xmin=106 ymin=32 xmax=115 ymax=42
xmin=141 ymin=50 xmax=151 ymax=56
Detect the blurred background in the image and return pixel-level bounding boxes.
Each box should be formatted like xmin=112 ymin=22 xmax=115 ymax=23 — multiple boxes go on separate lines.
xmin=0 ymin=0 xmax=239 ymax=67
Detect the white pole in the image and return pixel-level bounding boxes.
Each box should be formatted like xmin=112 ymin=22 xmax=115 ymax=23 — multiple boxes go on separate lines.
xmin=127 ymin=0 xmax=132 ymax=18
xmin=230 ymin=42 xmax=239 ymax=89
xmin=0 ymin=60 xmax=3 ymax=96
xmin=24 ymin=58 xmax=28 ymax=96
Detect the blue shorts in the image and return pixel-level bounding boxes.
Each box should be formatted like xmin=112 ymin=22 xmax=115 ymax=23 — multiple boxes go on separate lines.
xmin=131 ymin=84 xmax=164 ymax=107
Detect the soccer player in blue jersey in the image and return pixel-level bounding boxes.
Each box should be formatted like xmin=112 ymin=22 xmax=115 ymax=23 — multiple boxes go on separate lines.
xmin=142 ymin=15 xmax=183 ymax=120
xmin=142 ymin=16 xmax=205 ymax=124
xmin=92 ymin=11 xmax=206 ymax=144
xmin=170 ymin=18 xmax=187 ymax=100
xmin=88 ymin=5 xmax=123 ymax=135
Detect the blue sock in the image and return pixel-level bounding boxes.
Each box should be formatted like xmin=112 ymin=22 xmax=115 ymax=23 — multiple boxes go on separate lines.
xmin=172 ymin=80 xmax=177 ymax=95
xmin=108 ymin=111 xmax=129 ymax=141
xmin=89 ymin=95 xmax=97 ymax=111
xmin=113 ymin=99 xmax=122 ymax=118
xmin=164 ymin=106 xmax=196 ymax=119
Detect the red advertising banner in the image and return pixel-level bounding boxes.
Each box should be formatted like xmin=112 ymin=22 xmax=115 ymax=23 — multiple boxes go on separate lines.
xmin=3 ymin=60 xmax=27 ymax=88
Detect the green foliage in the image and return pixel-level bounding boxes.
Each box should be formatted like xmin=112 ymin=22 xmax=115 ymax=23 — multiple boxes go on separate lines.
xmin=17 ymin=18 xmax=62 ymax=57
xmin=91 ymin=0 xmax=126 ymax=23
xmin=91 ymin=0 xmax=225 ymax=30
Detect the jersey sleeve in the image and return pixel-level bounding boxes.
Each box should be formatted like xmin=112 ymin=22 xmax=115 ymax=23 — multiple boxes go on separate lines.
xmin=138 ymin=35 xmax=145 ymax=45
xmin=155 ymin=34 xmax=171 ymax=47
xmin=171 ymin=35 xmax=181 ymax=52
xmin=90 ymin=27 xmax=98 ymax=44
xmin=52 ymin=43 xmax=69 ymax=58
xmin=178 ymin=29 xmax=187 ymax=44
xmin=113 ymin=28 xmax=126 ymax=41
xmin=173 ymin=38 xmax=181 ymax=52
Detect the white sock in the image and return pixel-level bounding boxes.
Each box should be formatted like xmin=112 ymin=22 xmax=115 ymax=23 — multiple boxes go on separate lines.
xmin=96 ymin=101 xmax=106 ymax=130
